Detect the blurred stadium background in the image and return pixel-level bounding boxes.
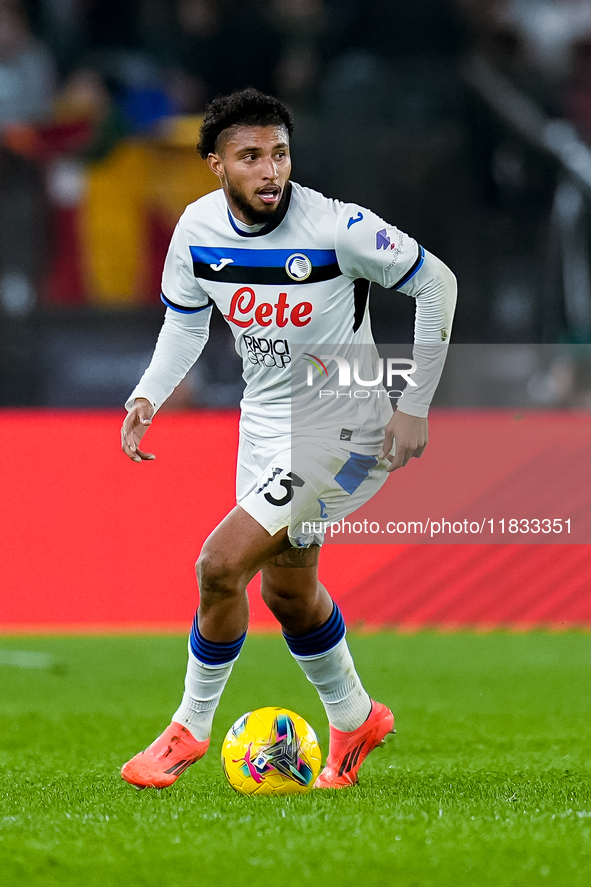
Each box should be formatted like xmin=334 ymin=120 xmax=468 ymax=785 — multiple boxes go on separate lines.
xmin=1 ymin=0 xmax=591 ymax=631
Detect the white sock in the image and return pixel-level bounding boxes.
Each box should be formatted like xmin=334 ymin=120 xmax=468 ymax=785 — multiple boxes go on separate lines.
xmin=172 ymin=646 xmax=236 ymax=741
xmin=290 ymin=636 xmax=372 ymax=732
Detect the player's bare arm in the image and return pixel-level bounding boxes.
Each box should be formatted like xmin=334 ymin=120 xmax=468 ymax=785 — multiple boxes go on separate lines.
xmin=379 ymin=410 xmax=429 ymax=473
xmin=121 ymin=397 xmax=155 ymax=463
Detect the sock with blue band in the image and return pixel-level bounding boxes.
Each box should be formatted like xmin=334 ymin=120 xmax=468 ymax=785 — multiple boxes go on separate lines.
xmin=172 ymin=616 xmax=246 ymax=741
xmin=283 ymin=603 xmax=371 ymax=732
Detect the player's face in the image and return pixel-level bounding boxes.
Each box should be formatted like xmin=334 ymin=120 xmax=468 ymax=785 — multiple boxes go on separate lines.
xmin=208 ymin=125 xmax=292 ymax=225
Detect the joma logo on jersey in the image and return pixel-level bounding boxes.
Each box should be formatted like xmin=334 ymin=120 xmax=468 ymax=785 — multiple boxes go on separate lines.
xmin=224 ymin=287 xmax=312 ymax=328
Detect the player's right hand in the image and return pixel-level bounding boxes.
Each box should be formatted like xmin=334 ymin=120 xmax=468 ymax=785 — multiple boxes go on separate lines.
xmin=121 ymin=398 xmax=156 ymax=463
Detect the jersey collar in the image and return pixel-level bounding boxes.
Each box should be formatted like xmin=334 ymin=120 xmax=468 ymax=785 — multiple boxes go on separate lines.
xmin=226 ymin=183 xmax=292 ymax=237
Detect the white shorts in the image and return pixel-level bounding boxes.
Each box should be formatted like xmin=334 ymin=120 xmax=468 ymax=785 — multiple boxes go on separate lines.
xmin=236 ymin=435 xmax=389 ymax=547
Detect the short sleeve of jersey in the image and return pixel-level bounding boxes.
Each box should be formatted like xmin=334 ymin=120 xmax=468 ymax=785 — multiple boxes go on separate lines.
xmin=334 ymin=203 xmax=423 ymax=289
xmin=161 ymin=215 xmax=211 ymax=312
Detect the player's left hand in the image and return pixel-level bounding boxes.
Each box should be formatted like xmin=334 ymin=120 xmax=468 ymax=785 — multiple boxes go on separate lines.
xmin=121 ymin=398 xmax=156 ymax=463
xmin=379 ymin=410 xmax=428 ymax=473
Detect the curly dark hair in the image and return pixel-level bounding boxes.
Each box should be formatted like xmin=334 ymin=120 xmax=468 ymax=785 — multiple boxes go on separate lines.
xmin=197 ymin=88 xmax=294 ymax=159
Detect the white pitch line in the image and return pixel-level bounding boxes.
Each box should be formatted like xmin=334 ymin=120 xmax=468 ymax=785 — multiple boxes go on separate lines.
xmin=0 ymin=650 xmax=55 ymax=670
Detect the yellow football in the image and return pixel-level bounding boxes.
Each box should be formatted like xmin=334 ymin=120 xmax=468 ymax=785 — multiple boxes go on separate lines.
xmin=221 ymin=707 xmax=322 ymax=796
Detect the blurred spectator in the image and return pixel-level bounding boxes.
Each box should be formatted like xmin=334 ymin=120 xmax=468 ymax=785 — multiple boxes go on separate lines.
xmin=44 ymin=68 xmax=217 ymax=309
xmin=503 ymin=0 xmax=591 ymax=83
xmin=45 ymin=68 xmax=130 ymax=306
xmin=0 ymin=0 xmax=55 ymax=315
xmin=84 ymin=0 xmax=142 ymax=52
xmin=36 ymin=0 xmax=86 ymax=76
xmin=526 ymin=346 xmax=591 ymax=407
xmin=0 ymin=0 xmax=54 ymax=122
xmin=455 ymin=0 xmax=591 ymax=103
xmin=566 ymin=40 xmax=591 ymax=143
xmin=53 ymin=68 xmax=126 ymax=161
xmin=165 ymin=68 xmax=207 ymax=115
xmin=339 ymin=0 xmax=465 ymax=62
xmin=268 ymin=0 xmax=328 ymax=107
xmin=118 ymin=76 xmax=174 ymax=135
xmin=172 ymin=0 xmax=280 ymax=108
xmin=453 ymin=0 xmax=525 ymax=72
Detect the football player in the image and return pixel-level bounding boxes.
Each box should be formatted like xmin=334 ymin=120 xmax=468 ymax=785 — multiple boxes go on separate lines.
xmin=120 ymin=88 xmax=456 ymax=790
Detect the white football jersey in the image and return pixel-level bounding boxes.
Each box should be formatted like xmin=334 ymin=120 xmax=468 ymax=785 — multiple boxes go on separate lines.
xmin=160 ymin=182 xmax=425 ymax=449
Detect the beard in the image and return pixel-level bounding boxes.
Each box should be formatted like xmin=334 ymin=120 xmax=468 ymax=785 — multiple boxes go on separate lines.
xmin=226 ymin=179 xmax=290 ymax=225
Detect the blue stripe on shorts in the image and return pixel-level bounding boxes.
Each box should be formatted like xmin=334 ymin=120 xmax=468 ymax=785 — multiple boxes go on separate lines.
xmin=334 ymin=453 xmax=378 ymax=495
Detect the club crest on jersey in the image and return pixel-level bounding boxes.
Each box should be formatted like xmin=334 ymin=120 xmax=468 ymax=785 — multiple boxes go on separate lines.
xmin=376 ymin=228 xmax=396 ymax=251
xmin=285 ymin=253 xmax=312 ymax=281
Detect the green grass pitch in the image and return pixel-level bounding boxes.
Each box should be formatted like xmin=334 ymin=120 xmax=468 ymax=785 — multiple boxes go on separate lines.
xmin=1 ymin=632 xmax=590 ymax=886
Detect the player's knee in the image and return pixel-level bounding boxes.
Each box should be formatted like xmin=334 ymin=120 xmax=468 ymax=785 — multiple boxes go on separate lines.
xmin=196 ymin=551 xmax=242 ymax=599
xmin=260 ymin=585 xmax=280 ymax=613
xmin=260 ymin=578 xmax=306 ymax=616
xmin=262 ymin=591 xmax=299 ymax=623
